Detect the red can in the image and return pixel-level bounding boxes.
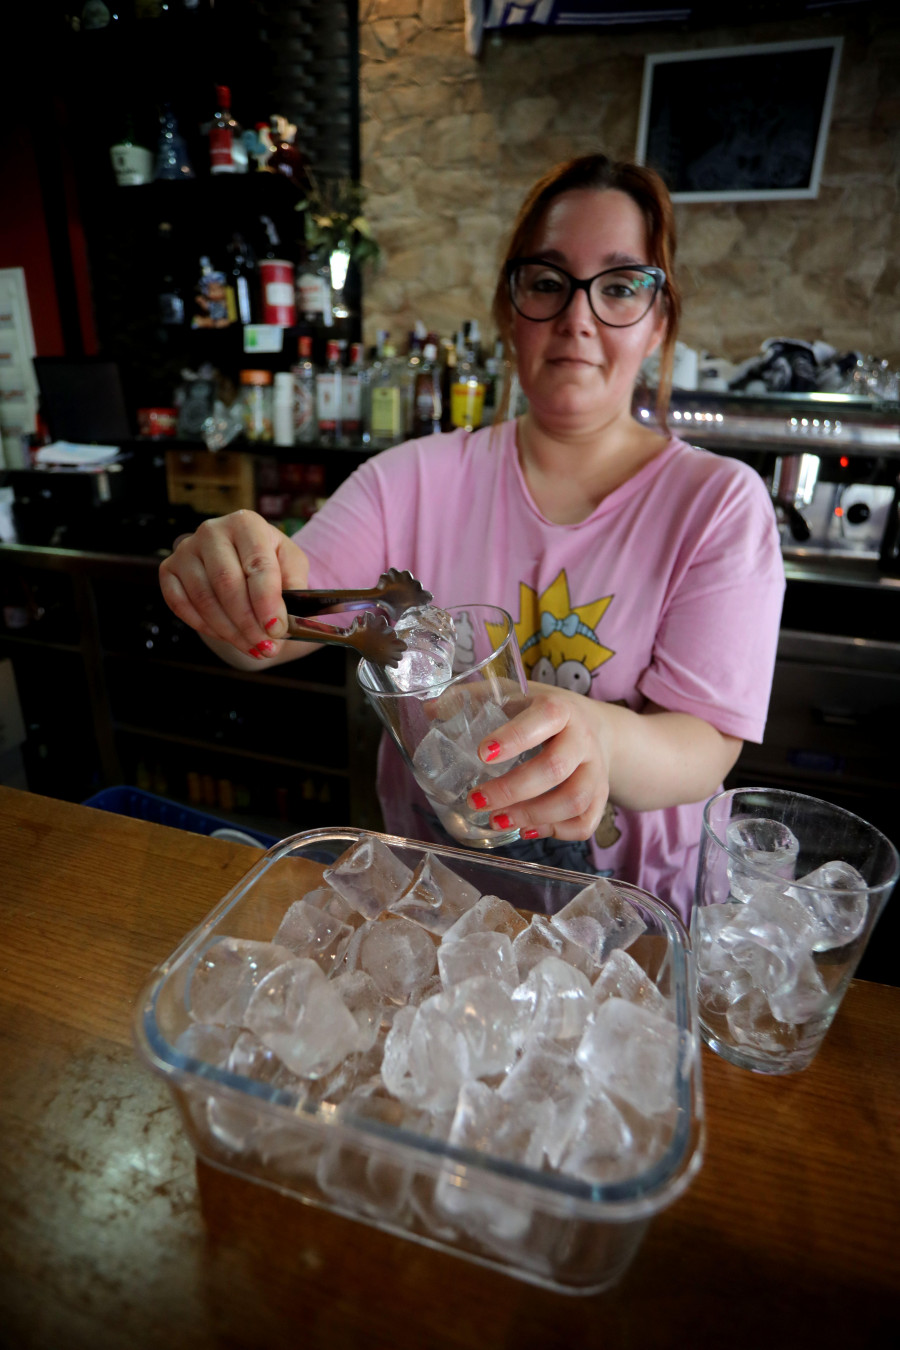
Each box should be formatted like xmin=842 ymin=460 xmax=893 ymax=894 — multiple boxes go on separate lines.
xmin=259 ymin=259 xmax=296 ymax=327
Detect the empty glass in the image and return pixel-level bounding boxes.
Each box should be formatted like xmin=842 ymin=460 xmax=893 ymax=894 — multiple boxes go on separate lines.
xmin=692 ymin=786 xmax=898 ymax=1074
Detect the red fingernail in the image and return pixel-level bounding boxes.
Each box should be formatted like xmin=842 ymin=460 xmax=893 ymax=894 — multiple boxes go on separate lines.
xmin=522 ymin=829 xmax=539 ymax=840
xmin=484 ymin=741 xmax=501 ymax=762
xmin=248 ymin=647 xmax=262 ymax=658
xmin=264 ymin=617 xmax=280 ymax=631
xmin=492 ymin=813 xmax=511 ymax=830
xmin=257 ymin=640 xmax=276 ymax=654
xmin=470 ymin=790 xmax=488 ymax=810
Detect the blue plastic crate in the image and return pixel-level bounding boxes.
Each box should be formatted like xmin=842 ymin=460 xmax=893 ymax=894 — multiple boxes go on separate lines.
xmin=83 ymin=786 xmax=279 ymax=848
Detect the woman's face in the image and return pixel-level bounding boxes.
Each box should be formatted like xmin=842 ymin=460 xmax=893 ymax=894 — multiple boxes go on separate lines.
xmin=512 ymin=188 xmax=666 ymax=433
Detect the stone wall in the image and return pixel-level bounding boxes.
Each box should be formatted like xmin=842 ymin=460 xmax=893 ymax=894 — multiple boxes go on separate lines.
xmin=358 ymin=1 xmax=900 ymax=369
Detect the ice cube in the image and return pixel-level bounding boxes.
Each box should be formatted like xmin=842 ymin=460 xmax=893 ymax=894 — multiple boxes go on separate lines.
xmin=442 ymin=893 xmax=529 ymax=945
xmin=436 ymin=1081 xmax=553 ymax=1239
xmin=331 ymin=969 xmax=386 ymax=1053
xmin=726 ymin=987 xmax=789 ymax=1053
xmin=274 ymin=897 xmax=353 ymax=973
xmin=715 ymin=885 xmax=819 ymax=997
xmin=342 ymin=915 xmax=437 ymax=1004
xmin=226 ymin=1029 xmax=296 ymax=1088
xmin=389 ymin=851 xmax=482 ymax=935
xmin=317 ymin=1084 xmax=421 ymax=1219
xmin=576 ymin=998 xmax=678 ymax=1117
xmin=513 ymin=955 xmax=593 ymax=1042
xmin=726 ymin=816 xmax=800 ymax=902
xmin=592 ymin=948 xmax=668 ymax=1018
xmin=512 ymin=913 xmax=595 ymax=981
xmin=244 ymin=956 xmax=361 ymax=1078
xmin=787 ymin=860 xmax=869 ymax=951
xmin=437 ymin=975 xmax=528 ymax=1078
xmin=558 ymin=1089 xmax=635 ymax=1185
xmin=381 ymin=1000 xmax=470 ymax=1112
xmin=323 ymin=834 xmax=413 ymax=919
xmin=767 ymin=954 xmax=828 ymax=1025
xmin=388 ymin=604 xmax=456 ymax=693
xmin=499 ymin=1036 xmax=589 ymax=1167
xmin=437 ymin=930 xmax=518 ymax=988
xmin=174 ymin=1022 xmax=240 ymax=1067
xmin=300 ymin=883 xmax=359 ymax=925
xmin=437 ymin=695 xmax=512 ymax=780
xmin=550 ymin=879 xmax=646 ymax=966
xmin=697 ymin=966 xmax=753 ymax=1015
xmin=188 ymin=937 xmax=296 ymax=1026
xmin=411 ymin=725 xmax=482 ymax=806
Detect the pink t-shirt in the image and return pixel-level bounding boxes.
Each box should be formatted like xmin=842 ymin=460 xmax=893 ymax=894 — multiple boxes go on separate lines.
xmin=295 ymin=421 xmax=785 ymax=920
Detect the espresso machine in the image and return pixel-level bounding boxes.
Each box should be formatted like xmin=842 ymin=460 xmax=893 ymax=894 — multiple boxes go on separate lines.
xmin=642 ymin=389 xmax=900 ymax=570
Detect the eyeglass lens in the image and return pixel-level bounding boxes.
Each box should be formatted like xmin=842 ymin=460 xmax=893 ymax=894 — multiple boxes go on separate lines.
xmin=510 ymin=262 xmax=660 ymax=326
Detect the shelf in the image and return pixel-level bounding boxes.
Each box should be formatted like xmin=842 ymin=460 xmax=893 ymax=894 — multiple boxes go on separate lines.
xmin=102 ymin=649 xmax=348 ymax=697
xmin=114 ymin=723 xmax=350 ymax=776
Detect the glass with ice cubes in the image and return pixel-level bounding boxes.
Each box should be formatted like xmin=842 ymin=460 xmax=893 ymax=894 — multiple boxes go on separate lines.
xmin=357 ymin=604 xmax=537 ymax=848
xmin=693 ymin=787 xmax=899 ymax=1074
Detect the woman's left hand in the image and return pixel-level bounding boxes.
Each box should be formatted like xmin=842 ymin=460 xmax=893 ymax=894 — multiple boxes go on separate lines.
xmin=466 ymin=683 xmax=617 ymax=842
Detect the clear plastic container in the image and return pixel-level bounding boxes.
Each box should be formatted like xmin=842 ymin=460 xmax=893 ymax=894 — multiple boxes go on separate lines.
xmin=133 ymin=829 xmax=704 ymax=1295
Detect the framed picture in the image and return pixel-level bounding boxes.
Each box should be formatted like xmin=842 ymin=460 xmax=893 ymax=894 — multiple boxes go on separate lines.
xmin=636 ymin=38 xmax=843 ymax=203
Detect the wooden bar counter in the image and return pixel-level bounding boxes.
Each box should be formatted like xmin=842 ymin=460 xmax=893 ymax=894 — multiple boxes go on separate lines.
xmin=1 ymin=786 xmax=898 ymax=1350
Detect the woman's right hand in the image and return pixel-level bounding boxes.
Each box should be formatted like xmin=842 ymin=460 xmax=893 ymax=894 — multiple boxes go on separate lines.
xmin=158 ymin=510 xmax=310 ymax=660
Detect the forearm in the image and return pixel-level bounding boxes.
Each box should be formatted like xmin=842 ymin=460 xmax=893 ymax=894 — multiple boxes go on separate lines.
xmin=603 ymin=700 xmax=742 ymax=811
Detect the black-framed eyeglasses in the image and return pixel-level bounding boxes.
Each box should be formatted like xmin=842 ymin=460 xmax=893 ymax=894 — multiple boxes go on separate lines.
xmin=506 ymin=257 xmax=666 ymax=328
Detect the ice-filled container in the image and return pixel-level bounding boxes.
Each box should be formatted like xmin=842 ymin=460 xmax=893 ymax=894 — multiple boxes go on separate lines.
xmin=134 ymin=828 xmax=704 ymax=1294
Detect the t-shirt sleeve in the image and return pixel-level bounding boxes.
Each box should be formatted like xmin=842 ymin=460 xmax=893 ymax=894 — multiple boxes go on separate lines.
xmin=637 ymin=460 xmax=785 ymax=743
xmin=291 ymin=453 xmax=393 ymax=589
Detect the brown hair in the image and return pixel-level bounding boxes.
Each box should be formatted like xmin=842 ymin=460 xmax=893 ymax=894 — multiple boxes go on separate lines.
xmin=490 ymin=153 xmax=681 ymax=429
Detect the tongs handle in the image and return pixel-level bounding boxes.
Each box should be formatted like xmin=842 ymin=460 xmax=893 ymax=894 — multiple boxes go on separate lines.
xmin=279 ymin=569 xmax=433 ymax=667
xmin=282 ymin=568 xmax=433 ymax=623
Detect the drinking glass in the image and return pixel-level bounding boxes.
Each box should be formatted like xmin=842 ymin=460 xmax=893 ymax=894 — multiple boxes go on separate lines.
xmin=692 ymin=786 xmax=899 ymax=1074
xmin=357 ymin=604 xmax=536 ymax=849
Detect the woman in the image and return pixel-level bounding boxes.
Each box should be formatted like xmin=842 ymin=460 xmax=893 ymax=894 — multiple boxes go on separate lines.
xmin=159 ymin=153 xmax=785 ymax=918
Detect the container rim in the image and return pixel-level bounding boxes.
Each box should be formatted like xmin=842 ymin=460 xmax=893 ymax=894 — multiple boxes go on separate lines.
xmin=132 ymin=826 xmax=705 ymax=1222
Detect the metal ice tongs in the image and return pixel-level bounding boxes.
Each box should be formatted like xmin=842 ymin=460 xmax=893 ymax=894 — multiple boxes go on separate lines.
xmin=281 ymin=569 xmax=433 ymax=667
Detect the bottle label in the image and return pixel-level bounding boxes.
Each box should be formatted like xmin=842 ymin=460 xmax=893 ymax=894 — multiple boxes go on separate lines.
xmin=293 ymin=379 xmax=316 ymax=439
xmin=341 ymin=374 xmax=361 ymax=429
xmin=209 ymin=126 xmax=234 ymax=171
xmin=451 ymin=379 xmax=486 ymax=430
xmin=297 ymin=271 xmax=329 ymax=318
xmin=316 ymin=372 xmax=340 ymax=431
xmin=370 ymin=386 xmax=402 ymax=438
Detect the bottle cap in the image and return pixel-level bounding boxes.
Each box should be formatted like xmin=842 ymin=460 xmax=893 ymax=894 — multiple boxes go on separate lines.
xmin=216 ymin=85 xmax=231 ymax=108
xmin=240 ymin=369 xmax=272 ymax=385
xmin=298 ymin=335 xmax=313 ymax=357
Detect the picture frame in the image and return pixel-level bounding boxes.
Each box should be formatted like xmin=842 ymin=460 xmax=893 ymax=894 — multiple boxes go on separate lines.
xmin=635 ymin=38 xmax=843 ymax=203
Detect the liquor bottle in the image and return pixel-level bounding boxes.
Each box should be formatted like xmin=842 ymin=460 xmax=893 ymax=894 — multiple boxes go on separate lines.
xmin=209 ymin=85 xmax=248 ymax=175
xmin=291 ymin=336 xmax=318 ymax=444
xmin=316 ymin=339 xmax=344 ymax=444
xmin=273 ymin=372 xmax=295 ymax=447
xmin=451 ymin=326 xmax=487 ymax=432
xmin=366 ymin=338 xmax=404 ymax=447
xmin=226 ymin=232 xmax=259 ymax=326
xmin=410 ymin=341 xmax=442 ymax=438
xmin=296 ymin=245 xmax=332 ymax=330
xmin=257 ymin=216 xmax=296 ymax=327
xmin=482 ymin=338 xmax=505 ymax=426
xmin=153 ymin=104 xmax=194 ymax=180
xmin=266 ymin=114 xmax=309 ymax=189
xmin=110 ymin=114 xmax=153 ymax=186
xmin=341 ymin=341 xmax=365 ymax=442
xmin=156 ymin=222 xmax=184 ymax=325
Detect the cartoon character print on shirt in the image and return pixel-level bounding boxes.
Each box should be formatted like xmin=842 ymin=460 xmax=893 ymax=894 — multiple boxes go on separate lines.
xmin=508 ymin=569 xmax=623 ymax=861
